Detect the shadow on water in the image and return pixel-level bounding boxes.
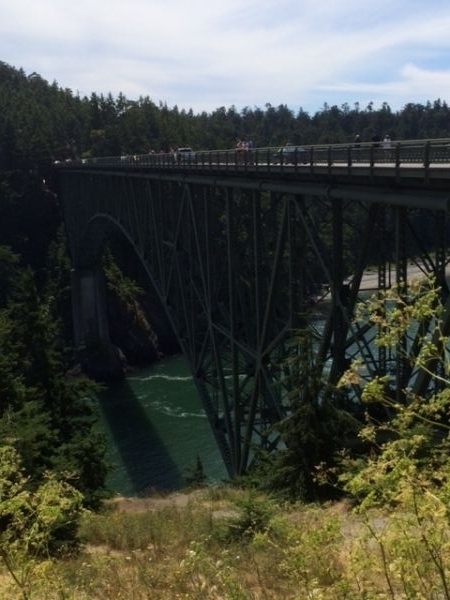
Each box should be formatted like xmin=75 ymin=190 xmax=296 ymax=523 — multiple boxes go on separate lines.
xmin=97 ymin=377 xmax=184 ymax=496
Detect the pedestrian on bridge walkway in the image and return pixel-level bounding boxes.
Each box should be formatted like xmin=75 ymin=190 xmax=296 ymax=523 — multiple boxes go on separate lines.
xmin=383 ymin=134 xmax=392 ymax=161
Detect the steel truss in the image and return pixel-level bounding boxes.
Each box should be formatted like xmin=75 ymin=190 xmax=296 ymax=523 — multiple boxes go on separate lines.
xmin=59 ymin=171 xmax=450 ymax=476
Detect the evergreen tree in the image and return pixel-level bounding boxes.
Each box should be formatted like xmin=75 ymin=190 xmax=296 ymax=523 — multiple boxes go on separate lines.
xmin=0 ymin=268 xmax=109 ymax=508
xmin=250 ymin=329 xmax=359 ymax=501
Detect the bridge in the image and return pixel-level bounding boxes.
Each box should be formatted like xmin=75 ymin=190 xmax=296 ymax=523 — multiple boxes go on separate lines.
xmin=56 ymin=138 xmax=450 ymax=477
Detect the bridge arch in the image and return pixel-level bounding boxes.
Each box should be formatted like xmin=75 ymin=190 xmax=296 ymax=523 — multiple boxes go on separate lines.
xmin=70 ymin=210 xmax=177 ymax=347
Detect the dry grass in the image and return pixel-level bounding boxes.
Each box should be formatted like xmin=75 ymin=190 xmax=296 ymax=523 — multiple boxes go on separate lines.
xmin=1 ymin=486 xmax=449 ymax=599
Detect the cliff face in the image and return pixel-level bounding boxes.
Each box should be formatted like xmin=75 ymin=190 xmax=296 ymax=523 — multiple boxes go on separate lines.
xmin=68 ymin=276 xmax=181 ymax=382
xmin=104 ymin=289 xmax=180 ymax=373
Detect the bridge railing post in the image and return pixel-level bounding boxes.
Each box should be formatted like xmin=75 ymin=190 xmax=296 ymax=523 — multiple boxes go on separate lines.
xmin=369 ymin=143 xmax=375 ymax=167
xmin=309 ymin=146 xmax=314 ymax=169
xmin=394 ymin=142 xmax=401 ymax=181
xmin=423 ymin=140 xmax=431 ymax=168
xmin=327 ymin=145 xmax=332 ymax=166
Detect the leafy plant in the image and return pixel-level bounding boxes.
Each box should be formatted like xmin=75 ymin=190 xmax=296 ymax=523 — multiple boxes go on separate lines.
xmin=337 ymin=275 xmax=450 ymax=597
xmin=0 ymin=445 xmax=83 ymax=599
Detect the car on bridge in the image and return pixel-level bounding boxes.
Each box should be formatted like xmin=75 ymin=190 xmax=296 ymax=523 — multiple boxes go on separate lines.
xmin=176 ymin=147 xmax=196 ymax=163
xmin=273 ymin=145 xmax=308 ymax=165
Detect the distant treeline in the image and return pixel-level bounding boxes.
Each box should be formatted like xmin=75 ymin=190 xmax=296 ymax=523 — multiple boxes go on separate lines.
xmin=1 ymin=60 xmax=450 ymax=174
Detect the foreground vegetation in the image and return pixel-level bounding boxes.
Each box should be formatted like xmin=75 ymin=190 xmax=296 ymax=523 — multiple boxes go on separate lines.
xmin=1 ymin=482 xmax=450 ymax=599
xmin=3 ymin=277 xmax=450 ymax=598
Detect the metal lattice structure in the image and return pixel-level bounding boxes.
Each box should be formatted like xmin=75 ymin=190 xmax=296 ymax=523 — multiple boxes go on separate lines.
xmin=57 ymin=140 xmax=450 ymax=476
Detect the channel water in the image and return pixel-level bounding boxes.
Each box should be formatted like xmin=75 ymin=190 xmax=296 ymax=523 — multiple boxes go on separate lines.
xmin=96 ymin=355 xmax=228 ymax=496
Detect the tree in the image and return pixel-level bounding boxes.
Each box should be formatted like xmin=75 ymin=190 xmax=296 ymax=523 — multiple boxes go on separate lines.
xmin=0 ymin=268 xmax=109 ymax=508
xmin=335 ymin=276 xmax=450 ymax=598
xmin=0 ymin=445 xmax=83 ymax=599
xmin=338 ymin=276 xmax=450 ymax=501
xmin=250 ymin=329 xmax=359 ymax=501
xmin=0 ymin=245 xmax=19 ymax=307
xmin=184 ymin=455 xmax=207 ymax=488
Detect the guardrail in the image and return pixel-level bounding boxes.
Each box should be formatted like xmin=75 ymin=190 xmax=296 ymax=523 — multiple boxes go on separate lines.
xmin=56 ymin=138 xmax=450 ymax=173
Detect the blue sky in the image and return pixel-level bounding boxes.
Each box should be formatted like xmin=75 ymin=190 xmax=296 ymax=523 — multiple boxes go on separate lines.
xmin=1 ymin=0 xmax=450 ymax=115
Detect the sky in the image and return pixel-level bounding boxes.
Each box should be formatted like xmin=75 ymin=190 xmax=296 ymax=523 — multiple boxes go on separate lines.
xmin=1 ymin=0 xmax=450 ymax=116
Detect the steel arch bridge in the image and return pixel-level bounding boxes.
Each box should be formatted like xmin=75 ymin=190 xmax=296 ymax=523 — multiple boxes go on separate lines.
xmin=56 ymin=138 xmax=450 ymax=477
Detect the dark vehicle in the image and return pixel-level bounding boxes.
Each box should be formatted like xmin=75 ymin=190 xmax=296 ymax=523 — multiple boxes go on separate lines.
xmin=177 ymin=147 xmax=196 ymax=163
xmin=273 ymin=145 xmax=308 ymax=165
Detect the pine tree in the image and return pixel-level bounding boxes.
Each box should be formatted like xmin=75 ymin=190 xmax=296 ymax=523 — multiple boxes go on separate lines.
xmin=250 ymin=329 xmax=359 ymax=501
xmin=0 ymin=267 xmax=109 ymax=508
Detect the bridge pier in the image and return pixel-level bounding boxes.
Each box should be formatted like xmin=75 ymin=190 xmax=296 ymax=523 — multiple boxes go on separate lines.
xmin=71 ymin=266 xmax=124 ymax=380
xmin=71 ymin=266 xmax=109 ymax=347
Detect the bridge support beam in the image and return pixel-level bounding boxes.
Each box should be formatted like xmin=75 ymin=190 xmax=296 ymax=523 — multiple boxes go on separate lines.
xmin=71 ymin=266 xmax=110 ymax=349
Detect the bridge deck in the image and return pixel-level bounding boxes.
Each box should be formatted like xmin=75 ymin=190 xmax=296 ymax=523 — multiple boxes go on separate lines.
xmin=59 ymin=137 xmax=450 ymax=192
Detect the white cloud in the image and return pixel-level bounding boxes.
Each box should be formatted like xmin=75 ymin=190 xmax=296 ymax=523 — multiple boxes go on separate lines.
xmin=1 ymin=0 xmax=450 ymax=114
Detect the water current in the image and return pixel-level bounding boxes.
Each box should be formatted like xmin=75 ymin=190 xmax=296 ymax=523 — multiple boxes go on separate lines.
xmin=96 ymin=355 xmax=228 ymax=496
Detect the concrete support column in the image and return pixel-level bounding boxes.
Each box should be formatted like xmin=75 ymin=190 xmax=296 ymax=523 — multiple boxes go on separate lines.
xmin=71 ymin=266 xmax=110 ymax=349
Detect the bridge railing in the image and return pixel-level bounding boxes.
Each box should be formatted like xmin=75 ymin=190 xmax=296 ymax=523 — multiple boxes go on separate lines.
xmin=59 ymin=138 xmax=450 ymax=172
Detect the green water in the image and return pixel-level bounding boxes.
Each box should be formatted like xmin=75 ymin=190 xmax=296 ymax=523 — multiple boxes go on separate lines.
xmin=96 ymin=355 xmax=228 ymax=496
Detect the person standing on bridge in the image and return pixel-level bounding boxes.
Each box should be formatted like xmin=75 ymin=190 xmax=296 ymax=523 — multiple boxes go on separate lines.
xmin=383 ymin=134 xmax=392 ymax=161
xmin=236 ymin=139 xmax=246 ymax=164
xmin=247 ymin=138 xmax=254 ymax=164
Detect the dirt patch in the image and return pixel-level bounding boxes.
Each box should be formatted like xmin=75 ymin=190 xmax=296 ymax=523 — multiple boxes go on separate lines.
xmin=106 ymin=489 xmax=206 ymax=513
